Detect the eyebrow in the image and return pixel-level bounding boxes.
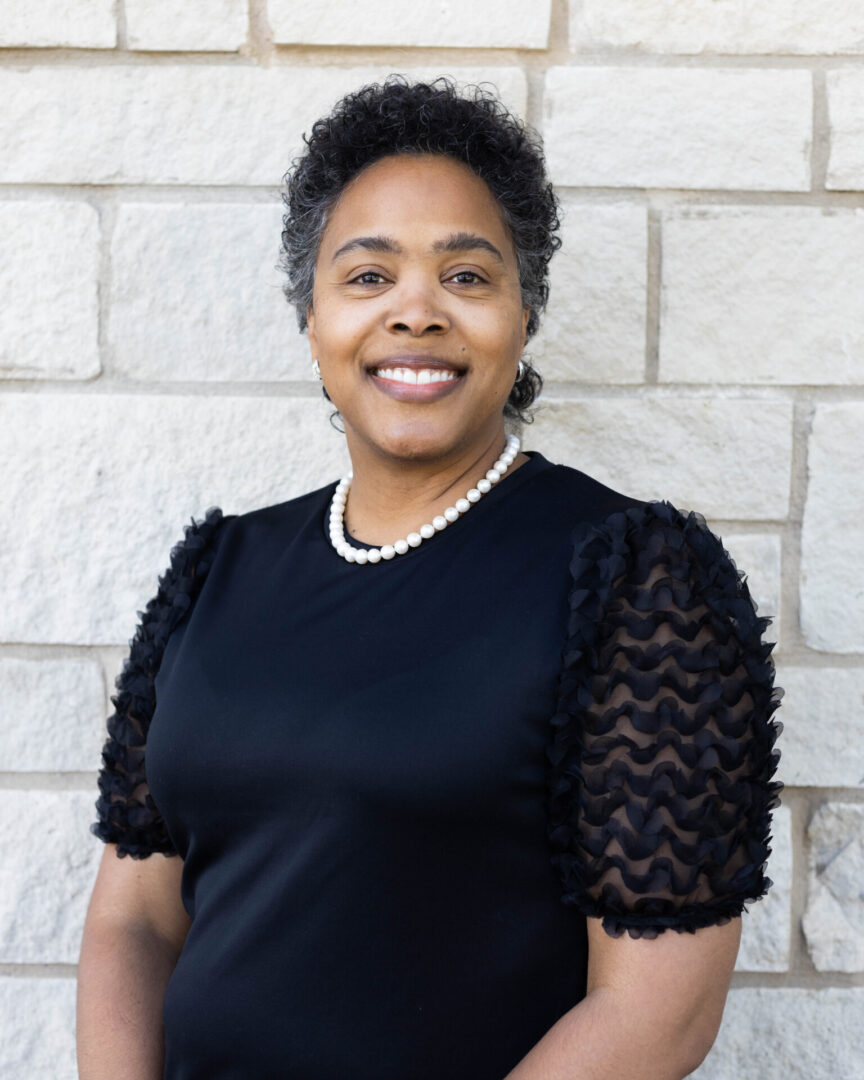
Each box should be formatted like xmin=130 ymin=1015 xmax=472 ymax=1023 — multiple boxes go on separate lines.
xmin=330 ymin=232 xmax=505 ymax=265
xmin=431 ymin=232 xmax=505 ymax=264
xmin=331 ymin=235 xmax=404 ymax=262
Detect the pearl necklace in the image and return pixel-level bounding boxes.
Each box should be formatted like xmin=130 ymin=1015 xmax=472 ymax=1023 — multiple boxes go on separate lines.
xmin=327 ymin=433 xmax=521 ymax=564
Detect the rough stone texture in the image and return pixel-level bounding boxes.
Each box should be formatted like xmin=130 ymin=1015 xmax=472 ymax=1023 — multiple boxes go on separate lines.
xmin=0 ymin=201 xmax=100 ymax=380
xmin=770 ymin=667 xmax=864 ymax=789
xmin=735 ymin=804 xmax=792 ymax=973
xmin=660 ymin=207 xmax=864 ymax=384
xmin=803 ymin=803 xmax=864 ymax=973
xmin=543 ymin=67 xmax=811 ymax=191
xmin=525 ymin=398 xmax=792 ymax=520
xmin=271 ymin=0 xmax=551 ymax=47
xmin=0 ymin=393 xmax=350 ymax=645
xmin=126 ymin=0 xmax=248 ymax=51
xmin=572 ymin=1 xmax=864 ymax=55
xmin=0 ymin=0 xmax=115 ymax=47
xmin=0 ymin=977 xmax=77 ymax=1080
xmin=721 ymin=533 xmax=782 ymax=653
xmin=827 ymin=70 xmax=864 ymax=191
xmin=801 ymin=404 xmax=864 ymax=652
xmin=109 ymin=202 xmax=310 ymax=381
xmin=0 ymin=658 xmax=105 ymax=772
xmin=532 ymin=199 xmax=646 ymax=382
xmin=0 ymin=66 xmax=525 ymax=186
xmin=0 ymin=790 xmax=101 ymax=963
xmin=688 ymin=988 xmax=864 ymax=1079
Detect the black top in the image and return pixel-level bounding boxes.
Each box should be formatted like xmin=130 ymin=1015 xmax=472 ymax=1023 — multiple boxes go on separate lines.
xmin=91 ymin=451 xmax=784 ymax=1080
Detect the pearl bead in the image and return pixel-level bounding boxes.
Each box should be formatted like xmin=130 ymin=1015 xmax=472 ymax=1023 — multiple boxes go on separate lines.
xmin=326 ymin=433 xmax=521 ymax=564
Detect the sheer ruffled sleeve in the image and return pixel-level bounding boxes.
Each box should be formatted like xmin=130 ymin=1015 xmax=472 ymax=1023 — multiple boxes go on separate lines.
xmin=90 ymin=507 xmax=231 ymax=859
xmin=546 ymin=499 xmax=785 ymax=939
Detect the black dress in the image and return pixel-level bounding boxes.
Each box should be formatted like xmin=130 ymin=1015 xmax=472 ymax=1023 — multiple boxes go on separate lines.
xmin=91 ymin=450 xmax=784 ymax=1080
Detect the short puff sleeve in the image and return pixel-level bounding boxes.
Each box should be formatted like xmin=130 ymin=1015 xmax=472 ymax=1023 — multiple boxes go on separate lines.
xmin=546 ymin=499 xmax=784 ymax=939
xmin=90 ymin=506 xmax=231 ymax=859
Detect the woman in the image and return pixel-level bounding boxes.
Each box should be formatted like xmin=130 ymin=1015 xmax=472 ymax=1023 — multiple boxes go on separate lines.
xmin=77 ymin=77 xmax=784 ymax=1080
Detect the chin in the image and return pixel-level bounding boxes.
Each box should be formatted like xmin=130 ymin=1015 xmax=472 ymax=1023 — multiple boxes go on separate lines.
xmin=368 ymin=423 xmax=462 ymax=462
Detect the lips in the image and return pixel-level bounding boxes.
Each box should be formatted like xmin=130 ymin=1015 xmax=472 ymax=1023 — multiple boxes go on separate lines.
xmin=366 ymin=355 xmax=467 ymax=375
xmin=366 ymin=355 xmax=467 ymax=402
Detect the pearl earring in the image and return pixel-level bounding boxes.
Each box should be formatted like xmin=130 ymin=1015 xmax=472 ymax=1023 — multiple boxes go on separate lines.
xmin=312 ymin=358 xmax=322 ymax=381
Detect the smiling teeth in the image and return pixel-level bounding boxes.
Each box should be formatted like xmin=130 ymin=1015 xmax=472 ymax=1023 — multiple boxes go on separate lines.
xmin=374 ymin=367 xmax=459 ymax=384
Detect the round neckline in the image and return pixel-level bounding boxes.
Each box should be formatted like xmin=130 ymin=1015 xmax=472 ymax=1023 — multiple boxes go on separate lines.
xmin=329 ymin=450 xmax=552 ymax=561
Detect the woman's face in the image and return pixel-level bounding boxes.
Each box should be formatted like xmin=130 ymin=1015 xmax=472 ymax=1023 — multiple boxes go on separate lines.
xmin=306 ymin=153 xmax=529 ymax=463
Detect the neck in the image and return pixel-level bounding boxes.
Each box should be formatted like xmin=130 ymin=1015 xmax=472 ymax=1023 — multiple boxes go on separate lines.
xmin=340 ymin=427 xmax=528 ymax=546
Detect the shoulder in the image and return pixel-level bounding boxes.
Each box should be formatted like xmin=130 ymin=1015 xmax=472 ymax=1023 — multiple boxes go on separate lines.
xmin=215 ymin=480 xmax=336 ymax=545
xmin=528 ymin=457 xmax=771 ymax=638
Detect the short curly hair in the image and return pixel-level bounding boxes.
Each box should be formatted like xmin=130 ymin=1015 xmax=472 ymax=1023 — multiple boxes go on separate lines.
xmin=278 ymin=75 xmax=561 ymax=423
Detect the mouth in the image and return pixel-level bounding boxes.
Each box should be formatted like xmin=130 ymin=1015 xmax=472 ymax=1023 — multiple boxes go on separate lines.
xmin=366 ymin=356 xmax=467 ymax=401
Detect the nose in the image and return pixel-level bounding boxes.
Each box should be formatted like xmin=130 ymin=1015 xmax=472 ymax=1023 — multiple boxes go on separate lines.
xmin=385 ymin=278 xmax=451 ymax=336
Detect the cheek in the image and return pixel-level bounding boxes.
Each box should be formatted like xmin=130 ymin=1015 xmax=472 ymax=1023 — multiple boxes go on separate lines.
xmin=315 ymin=299 xmax=371 ymax=352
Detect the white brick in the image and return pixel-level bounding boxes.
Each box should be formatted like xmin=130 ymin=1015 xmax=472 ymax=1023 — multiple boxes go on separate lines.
xmin=532 ymin=199 xmax=646 ymax=382
xmin=0 ymin=790 xmax=101 ymax=963
xmin=0 ymin=0 xmax=115 ymax=47
xmin=803 ymin=803 xmax=864 ymax=972
xmin=270 ymin=0 xmax=551 ymax=48
xmin=721 ymin=534 xmax=782 ymax=652
xmin=801 ymin=404 xmax=864 ymax=652
xmin=572 ymin=1 xmax=864 ymax=55
xmin=109 ymin=202 xmax=309 ymax=381
xmin=735 ymin=805 xmax=791 ymax=973
xmin=0 ymin=394 xmax=350 ymax=645
xmin=660 ymin=207 xmax=864 ymax=384
xmin=126 ymin=0 xmax=247 ymax=51
xmin=543 ymin=67 xmax=811 ymax=191
xmin=0 ymin=977 xmax=77 ymax=1080
xmin=526 ymin=398 xmax=792 ymax=520
xmin=690 ymin=988 xmax=864 ymax=1079
xmin=827 ymin=70 xmax=864 ymax=191
xmin=772 ymin=668 xmax=864 ymax=788
xmin=0 ymin=658 xmax=105 ymax=771
xmin=0 ymin=66 xmax=524 ymax=186
xmin=0 ymin=202 xmax=100 ymax=380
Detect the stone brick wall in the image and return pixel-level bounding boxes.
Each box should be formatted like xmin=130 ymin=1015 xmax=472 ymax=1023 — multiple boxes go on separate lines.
xmin=1 ymin=3 xmax=862 ymax=1076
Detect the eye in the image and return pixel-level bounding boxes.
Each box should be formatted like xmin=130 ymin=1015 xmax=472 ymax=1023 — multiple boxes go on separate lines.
xmin=448 ymin=270 xmax=486 ymax=285
xmin=349 ymin=271 xmax=387 ymax=285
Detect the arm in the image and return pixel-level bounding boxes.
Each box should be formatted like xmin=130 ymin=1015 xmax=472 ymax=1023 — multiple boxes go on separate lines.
xmin=79 ymin=510 xmax=230 ymax=1077
xmin=518 ymin=500 xmax=784 ymax=1080
xmin=77 ymin=845 xmax=191 ymax=1080
xmin=504 ymin=915 xmax=741 ymax=1080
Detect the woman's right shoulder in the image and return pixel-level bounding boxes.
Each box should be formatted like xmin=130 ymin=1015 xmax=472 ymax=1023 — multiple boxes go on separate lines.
xmin=232 ymin=480 xmax=337 ymax=522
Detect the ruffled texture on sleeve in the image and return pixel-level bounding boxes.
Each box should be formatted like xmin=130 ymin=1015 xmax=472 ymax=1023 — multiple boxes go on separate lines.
xmin=546 ymin=499 xmax=785 ymax=939
xmin=90 ymin=507 xmax=231 ymax=859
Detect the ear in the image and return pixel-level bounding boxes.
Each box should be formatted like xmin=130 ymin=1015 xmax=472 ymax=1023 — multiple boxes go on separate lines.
xmin=520 ymin=306 xmax=530 ymax=351
xmin=306 ymin=305 xmax=317 ymax=356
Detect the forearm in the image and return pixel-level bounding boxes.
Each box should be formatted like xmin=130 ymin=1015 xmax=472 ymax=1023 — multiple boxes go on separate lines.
xmin=77 ymin=920 xmax=179 ymax=1080
xmin=502 ymin=987 xmax=705 ymax=1080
